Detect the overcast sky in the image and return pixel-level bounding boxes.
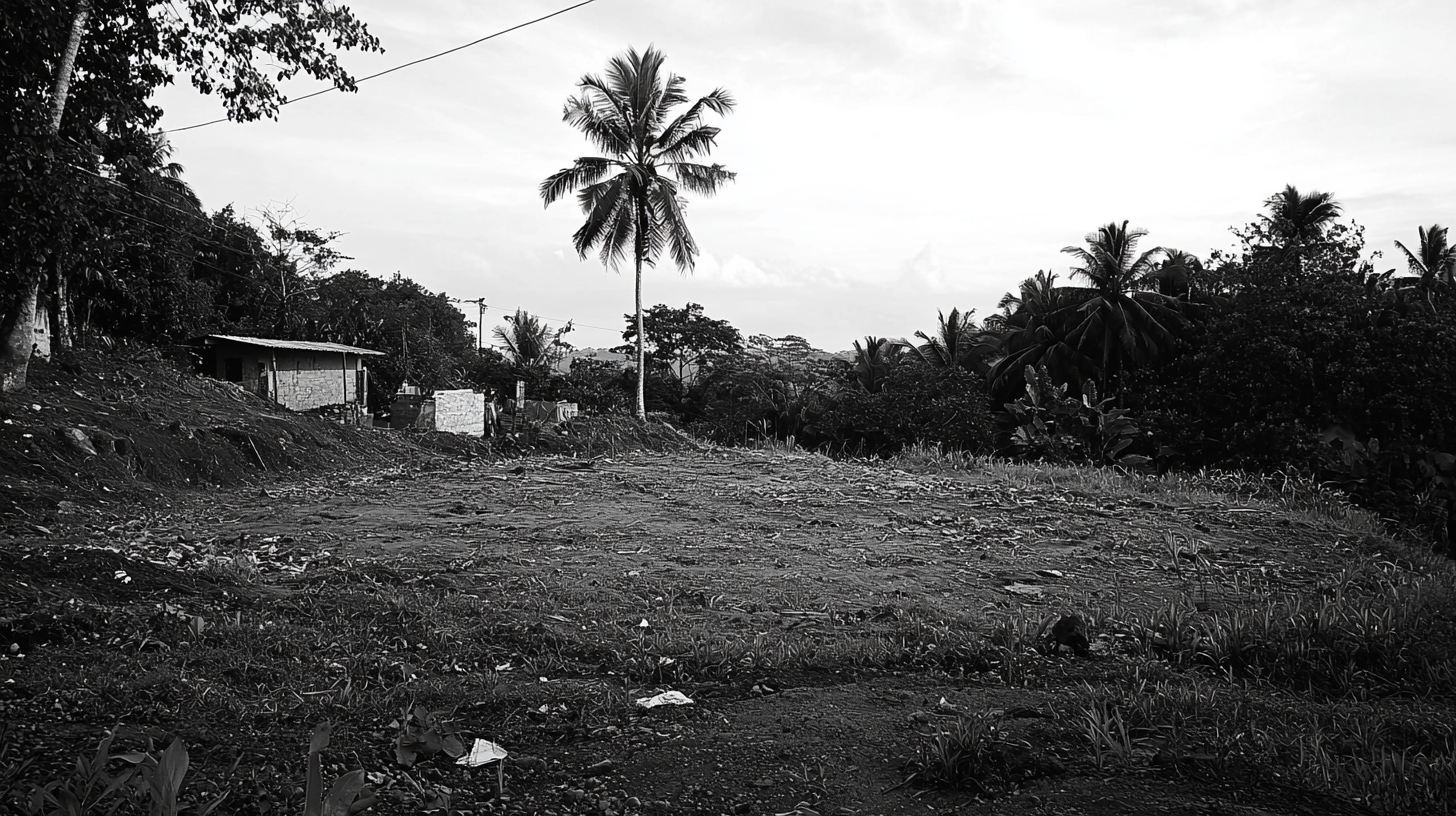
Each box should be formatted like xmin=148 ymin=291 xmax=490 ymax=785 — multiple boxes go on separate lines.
xmin=154 ymin=0 xmax=1456 ymax=352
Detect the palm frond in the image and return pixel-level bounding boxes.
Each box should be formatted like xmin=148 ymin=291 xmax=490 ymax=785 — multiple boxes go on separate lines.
xmin=668 ymin=161 xmax=736 ymax=196
xmin=540 ymin=157 xmax=618 ymax=207
xmin=570 ymin=176 xmax=632 ymax=264
xmin=655 ymin=125 xmax=722 ymax=162
xmin=658 ymin=89 xmax=736 ymax=150
xmin=563 ymin=94 xmax=632 ymax=157
xmin=649 ymin=178 xmax=699 ymax=271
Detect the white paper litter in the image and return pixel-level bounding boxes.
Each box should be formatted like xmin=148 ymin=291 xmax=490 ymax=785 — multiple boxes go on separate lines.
xmin=456 ymin=739 xmax=509 ymax=767
xmin=635 ymin=690 xmax=694 ymax=708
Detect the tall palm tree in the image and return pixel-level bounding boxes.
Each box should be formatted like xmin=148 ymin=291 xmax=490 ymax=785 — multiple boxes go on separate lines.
xmin=540 ymin=46 xmax=736 ymax=420
xmin=1261 ymin=184 xmax=1342 ymax=250
xmin=912 ymin=308 xmax=999 ymax=375
xmin=1394 ymin=224 xmax=1456 ymax=294
xmin=1057 ymin=221 xmax=1184 ymax=396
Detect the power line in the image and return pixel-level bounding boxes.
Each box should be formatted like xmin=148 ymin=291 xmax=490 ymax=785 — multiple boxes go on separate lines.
xmin=165 ymin=0 xmax=600 ymax=134
xmin=482 ymin=304 xmax=620 ymax=335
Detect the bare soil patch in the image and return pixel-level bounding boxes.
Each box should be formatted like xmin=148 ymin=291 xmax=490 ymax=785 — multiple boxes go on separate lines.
xmin=5 ymin=442 xmax=1443 ymax=815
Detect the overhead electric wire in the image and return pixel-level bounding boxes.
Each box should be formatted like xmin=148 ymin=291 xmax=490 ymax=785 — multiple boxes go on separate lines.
xmin=165 ymin=0 xmax=600 ymax=134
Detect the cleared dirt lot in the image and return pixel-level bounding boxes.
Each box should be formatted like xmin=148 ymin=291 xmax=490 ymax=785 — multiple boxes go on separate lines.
xmin=7 ymin=446 xmax=1430 ymax=815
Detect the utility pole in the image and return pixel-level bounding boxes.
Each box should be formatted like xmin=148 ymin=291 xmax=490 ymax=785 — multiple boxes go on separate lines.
xmin=449 ymin=297 xmax=488 ymax=350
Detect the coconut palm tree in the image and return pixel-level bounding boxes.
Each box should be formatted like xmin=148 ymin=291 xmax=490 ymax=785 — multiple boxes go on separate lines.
xmin=1057 ymin=221 xmax=1184 ymax=396
xmin=540 ymin=46 xmax=736 ymax=420
xmin=493 ymin=309 xmax=571 ymax=375
xmin=987 ymin=270 xmax=1091 ymax=398
xmin=1261 ymin=184 xmax=1342 ymax=251
xmin=850 ymin=335 xmax=902 ymax=393
xmin=912 ymin=308 xmax=999 ymax=375
xmin=1394 ymin=224 xmax=1456 ymax=295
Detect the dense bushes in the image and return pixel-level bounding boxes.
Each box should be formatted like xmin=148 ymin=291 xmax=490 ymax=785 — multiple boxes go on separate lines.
xmin=817 ymin=365 xmax=994 ymax=456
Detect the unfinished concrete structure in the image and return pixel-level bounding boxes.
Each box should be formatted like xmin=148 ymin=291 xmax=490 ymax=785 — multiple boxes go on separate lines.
xmin=193 ymin=335 xmax=383 ymax=412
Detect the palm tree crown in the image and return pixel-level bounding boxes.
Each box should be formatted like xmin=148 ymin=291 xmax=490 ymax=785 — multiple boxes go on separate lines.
xmin=1261 ymin=184 xmax=1342 ymax=249
xmin=1058 ymin=221 xmax=1184 ymax=394
xmin=540 ymin=45 xmax=735 ymax=418
xmin=989 ymin=223 xmax=1188 ymax=400
xmin=1395 ymin=224 xmax=1456 ymax=293
xmin=912 ymin=308 xmax=998 ymax=375
xmin=850 ymin=335 xmax=901 ymax=393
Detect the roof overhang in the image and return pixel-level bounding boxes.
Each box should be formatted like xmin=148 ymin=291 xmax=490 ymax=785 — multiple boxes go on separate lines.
xmin=192 ymin=334 xmax=385 ymax=356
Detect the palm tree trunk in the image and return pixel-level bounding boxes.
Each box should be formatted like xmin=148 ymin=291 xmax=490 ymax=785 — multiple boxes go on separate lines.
xmin=0 ymin=0 xmax=91 ymax=392
xmin=634 ymin=254 xmax=646 ymax=420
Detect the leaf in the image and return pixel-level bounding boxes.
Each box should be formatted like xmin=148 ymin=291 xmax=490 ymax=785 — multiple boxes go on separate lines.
xmin=309 ymin=722 xmax=332 ymax=755
xmin=394 ymin=739 xmax=418 ymax=768
xmin=155 ymin=739 xmax=190 ymax=816
xmin=304 ymin=751 xmax=323 ymax=816
xmin=320 ymin=770 xmax=368 ymax=816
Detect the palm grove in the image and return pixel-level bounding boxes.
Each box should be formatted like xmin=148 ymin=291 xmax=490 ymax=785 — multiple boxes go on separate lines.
xmin=3 ymin=16 xmax=1455 ymax=551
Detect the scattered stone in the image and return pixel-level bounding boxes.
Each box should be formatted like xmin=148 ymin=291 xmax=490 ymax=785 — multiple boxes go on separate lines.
xmin=59 ymin=428 xmax=97 ymax=456
xmin=583 ymin=759 xmax=614 ymax=776
xmin=1051 ymin=614 xmax=1090 ymax=657
xmin=510 ymin=756 xmax=547 ymax=774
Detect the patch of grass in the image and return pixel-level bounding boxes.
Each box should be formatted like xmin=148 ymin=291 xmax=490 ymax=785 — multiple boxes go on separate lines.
xmin=910 ymin=711 xmax=1011 ymax=794
xmin=1101 ymin=555 xmax=1456 ymax=697
xmin=1077 ymin=665 xmax=1456 ymax=815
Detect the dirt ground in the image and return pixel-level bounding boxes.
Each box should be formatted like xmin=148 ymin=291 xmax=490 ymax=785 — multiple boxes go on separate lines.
xmin=1 ymin=442 xmax=1409 ymax=816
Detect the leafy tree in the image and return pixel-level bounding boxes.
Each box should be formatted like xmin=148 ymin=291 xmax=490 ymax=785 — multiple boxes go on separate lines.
xmin=1132 ymin=209 xmax=1456 ymax=546
xmin=258 ymin=205 xmax=350 ymax=337
xmin=1 ymin=0 xmax=380 ymax=391
xmin=312 ymin=271 xmax=476 ymax=407
xmin=67 ymin=130 xmax=214 ymax=345
xmin=986 ymin=271 xmax=1090 ymax=399
xmin=190 ymin=205 xmax=273 ymax=330
xmin=746 ymin=334 xmax=820 ymax=366
xmin=817 ymin=364 xmax=994 ymax=456
xmin=540 ymin=45 xmax=736 ymax=420
xmin=687 ymin=349 xmax=835 ymax=446
xmin=616 ymin=302 xmax=742 ymax=398
xmin=1055 ymin=221 xmax=1186 ymax=397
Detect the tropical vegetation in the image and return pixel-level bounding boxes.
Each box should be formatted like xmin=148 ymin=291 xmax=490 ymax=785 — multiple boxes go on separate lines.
xmin=2 ymin=12 xmax=1453 ymax=555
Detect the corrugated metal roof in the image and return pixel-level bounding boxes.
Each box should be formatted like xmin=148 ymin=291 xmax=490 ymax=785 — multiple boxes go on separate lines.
xmin=197 ymin=335 xmax=385 ymax=356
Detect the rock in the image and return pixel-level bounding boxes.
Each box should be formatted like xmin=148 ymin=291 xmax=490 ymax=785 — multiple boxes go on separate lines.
xmin=1051 ymin=614 xmax=1090 ymax=657
xmin=59 ymin=428 xmax=97 ymax=456
xmin=510 ymin=755 xmax=548 ymax=774
xmin=583 ymin=759 xmax=614 ymax=777
xmin=1002 ymin=745 xmax=1066 ymax=782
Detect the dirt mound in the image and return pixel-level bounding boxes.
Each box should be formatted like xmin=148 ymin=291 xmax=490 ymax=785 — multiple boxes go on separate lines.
xmin=0 ymin=347 xmax=683 ymax=525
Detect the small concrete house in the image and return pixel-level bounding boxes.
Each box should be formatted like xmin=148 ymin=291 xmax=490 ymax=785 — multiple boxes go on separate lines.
xmin=193 ymin=335 xmax=383 ymax=412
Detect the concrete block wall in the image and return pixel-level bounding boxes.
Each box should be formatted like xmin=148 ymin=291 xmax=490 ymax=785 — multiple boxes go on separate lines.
xmin=276 ymin=367 xmax=357 ymax=411
xmin=433 ymin=389 xmax=485 ymax=436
